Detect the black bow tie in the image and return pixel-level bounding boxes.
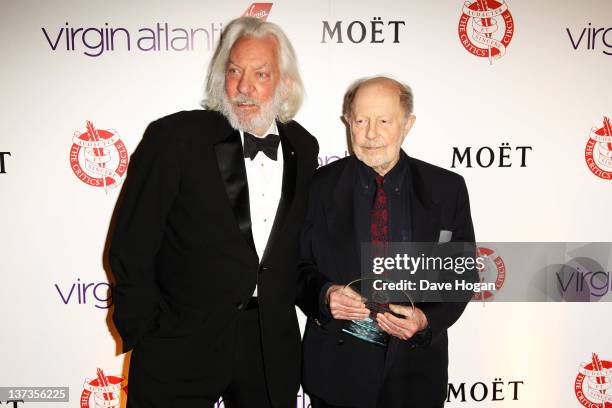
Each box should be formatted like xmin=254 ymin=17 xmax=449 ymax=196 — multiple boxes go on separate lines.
xmin=243 ymin=132 xmax=280 ymax=161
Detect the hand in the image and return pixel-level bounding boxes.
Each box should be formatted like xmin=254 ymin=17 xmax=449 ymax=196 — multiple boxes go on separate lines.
xmin=376 ymin=305 xmax=428 ymax=341
xmin=326 ymin=284 xmax=370 ymax=321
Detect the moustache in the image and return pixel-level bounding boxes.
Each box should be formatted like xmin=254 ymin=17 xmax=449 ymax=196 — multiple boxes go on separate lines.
xmin=230 ymin=95 xmax=260 ymax=106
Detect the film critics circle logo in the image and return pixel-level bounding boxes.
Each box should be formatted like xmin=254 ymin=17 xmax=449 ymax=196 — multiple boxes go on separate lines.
xmin=575 ymin=353 xmax=612 ymax=407
xmin=458 ymin=0 xmax=514 ymax=64
xmin=585 ymin=116 xmax=612 ymax=180
xmin=242 ymin=3 xmax=273 ymax=21
xmin=69 ymin=121 xmax=128 ymax=192
xmin=80 ymin=368 xmax=127 ymax=408
xmin=473 ymin=246 xmax=506 ymax=300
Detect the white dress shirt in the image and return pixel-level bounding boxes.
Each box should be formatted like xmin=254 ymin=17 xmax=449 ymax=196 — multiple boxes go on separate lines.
xmin=240 ymin=122 xmax=283 ymax=296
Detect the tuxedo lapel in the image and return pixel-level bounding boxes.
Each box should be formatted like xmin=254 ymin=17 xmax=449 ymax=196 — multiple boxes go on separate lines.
xmin=261 ymin=122 xmax=297 ymax=263
xmin=213 ymin=130 xmax=256 ymax=254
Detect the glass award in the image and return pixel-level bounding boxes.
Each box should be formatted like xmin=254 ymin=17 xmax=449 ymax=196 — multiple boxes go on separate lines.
xmin=341 ymin=277 xmax=415 ymax=347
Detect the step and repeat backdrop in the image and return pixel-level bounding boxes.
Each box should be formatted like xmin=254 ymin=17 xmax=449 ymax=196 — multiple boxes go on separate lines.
xmin=1 ymin=0 xmax=611 ymax=407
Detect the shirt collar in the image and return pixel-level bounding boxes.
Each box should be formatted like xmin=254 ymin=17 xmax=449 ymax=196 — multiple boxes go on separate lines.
xmin=356 ymin=149 xmax=409 ymax=193
xmin=240 ymin=121 xmax=279 ymax=142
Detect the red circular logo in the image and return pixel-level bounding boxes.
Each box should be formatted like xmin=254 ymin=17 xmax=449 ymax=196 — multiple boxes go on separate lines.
xmin=458 ymin=0 xmax=514 ymax=62
xmin=80 ymin=369 xmax=127 ymax=408
xmin=69 ymin=121 xmax=128 ymax=190
xmin=575 ymin=353 xmax=612 ymax=407
xmin=473 ymin=246 xmax=506 ymax=300
xmin=585 ymin=116 xmax=612 ymax=180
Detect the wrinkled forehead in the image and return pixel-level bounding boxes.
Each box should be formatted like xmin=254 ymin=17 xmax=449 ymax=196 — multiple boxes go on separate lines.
xmin=351 ymin=82 xmax=404 ymax=117
xmin=228 ymin=34 xmax=280 ymax=69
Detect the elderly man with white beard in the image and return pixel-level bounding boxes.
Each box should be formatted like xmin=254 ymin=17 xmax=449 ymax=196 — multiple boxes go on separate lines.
xmin=109 ymin=16 xmax=323 ymax=408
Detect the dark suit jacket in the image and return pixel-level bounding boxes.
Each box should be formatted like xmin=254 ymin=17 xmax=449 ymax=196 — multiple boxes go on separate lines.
xmin=109 ymin=110 xmax=319 ymax=407
xmin=297 ymin=154 xmax=476 ymax=408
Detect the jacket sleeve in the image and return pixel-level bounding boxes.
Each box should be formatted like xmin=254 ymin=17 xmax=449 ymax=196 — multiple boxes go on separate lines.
xmin=109 ymin=119 xmax=180 ymax=353
xmin=296 ymin=170 xmax=332 ymax=321
xmin=418 ymin=176 xmax=477 ymax=345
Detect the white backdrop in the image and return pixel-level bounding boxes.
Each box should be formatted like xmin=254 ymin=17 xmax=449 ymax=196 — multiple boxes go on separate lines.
xmin=1 ymin=0 xmax=611 ymax=407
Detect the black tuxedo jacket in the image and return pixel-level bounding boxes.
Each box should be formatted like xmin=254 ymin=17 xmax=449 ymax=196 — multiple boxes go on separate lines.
xmin=109 ymin=110 xmax=318 ymax=407
xmin=297 ymin=154 xmax=476 ymax=408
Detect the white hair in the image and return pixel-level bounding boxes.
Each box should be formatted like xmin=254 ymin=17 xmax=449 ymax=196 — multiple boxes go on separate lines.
xmin=203 ymin=17 xmax=304 ymax=123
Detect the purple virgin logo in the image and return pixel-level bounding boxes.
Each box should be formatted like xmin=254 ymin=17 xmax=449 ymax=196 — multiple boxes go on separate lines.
xmin=41 ymin=22 xmax=224 ymax=57
xmin=54 ymin=278 xmax=113 ymax=309
xmin=556 ymin=257 xmax=611 ymax=301
xmin=566 ymin=23 xmax=612 ymax=55
xmin=318 ymin=150 xmax=350 ymax=168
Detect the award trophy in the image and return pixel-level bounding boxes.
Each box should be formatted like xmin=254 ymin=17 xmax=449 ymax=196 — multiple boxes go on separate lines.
xmin=341 ymin=278 xmax=415 ymax=347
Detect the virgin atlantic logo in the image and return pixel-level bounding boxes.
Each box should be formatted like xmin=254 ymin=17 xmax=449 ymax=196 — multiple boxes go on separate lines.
xmin=242 ymin=3 xmax=273 ymax=21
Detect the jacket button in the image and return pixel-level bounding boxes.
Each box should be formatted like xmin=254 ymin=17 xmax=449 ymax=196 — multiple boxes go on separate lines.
xmin=236 ymin=302 xmax=244 ymax=310
xmin=259 ymin=265 xmax=269 ymax=274
xmin=337 ymin=339 xmax=344 ymax=345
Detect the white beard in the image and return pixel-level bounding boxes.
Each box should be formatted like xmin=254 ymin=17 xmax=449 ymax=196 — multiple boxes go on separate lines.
xmin=220 ymin=84 xmax=285 ymax=134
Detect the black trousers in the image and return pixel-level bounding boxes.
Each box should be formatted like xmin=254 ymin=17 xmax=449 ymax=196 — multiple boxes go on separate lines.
xmin=220 ymin=304 xmax=275 ymax=408
xmin=127 ymin=302 xmax=290 ymax=408
xmin=309 ymin=395 xmax=355 ymax=408
xmin=309 ymin=393 xmax=444 ymax=408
